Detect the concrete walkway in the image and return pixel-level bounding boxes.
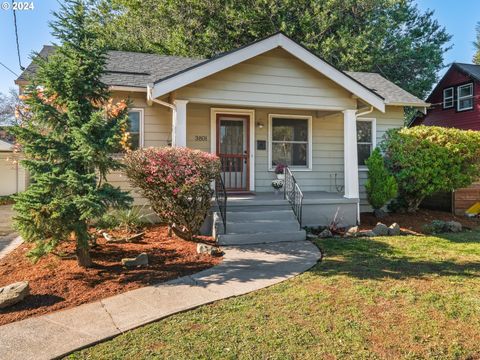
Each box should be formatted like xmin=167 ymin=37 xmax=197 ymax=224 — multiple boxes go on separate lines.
xmin=0 ymin=234 xmax=22 ymax=259
xmin=0 ymin=241 xmax=320 ymax=360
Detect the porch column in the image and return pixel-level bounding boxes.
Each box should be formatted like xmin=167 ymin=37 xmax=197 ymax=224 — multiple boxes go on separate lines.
xmin=343 ymin=109 xmax=359 ymax=199
xmin=172 ymin=99 xmax=189 ymax=147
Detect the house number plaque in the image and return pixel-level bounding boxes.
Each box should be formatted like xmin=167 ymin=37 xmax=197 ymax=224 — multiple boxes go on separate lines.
xmin=194 ymin=135 xmax=208 ymax=142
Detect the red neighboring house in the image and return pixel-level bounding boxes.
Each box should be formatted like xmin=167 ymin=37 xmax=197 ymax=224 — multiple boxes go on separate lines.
xmin=411 ymin=63 xmax=480 ymax=128
xmin=412 ymin=63 xmax=480 ymax=215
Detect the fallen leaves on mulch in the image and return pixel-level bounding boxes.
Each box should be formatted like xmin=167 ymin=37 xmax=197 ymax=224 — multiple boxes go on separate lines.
xmin=360 ymin=209 xmax=480 ymax=234
xmin=0 ymin=225 xmax=221 ymax=326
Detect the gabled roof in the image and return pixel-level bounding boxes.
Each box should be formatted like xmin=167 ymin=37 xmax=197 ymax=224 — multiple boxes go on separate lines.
xmin=16 ymin=33 xmax=429 ymax=111
xmin=454 ymin=63 xmax=480 ymax=82
xmin=346 ymin=72 xmax=427 ymax=107
xmin=425 ymin=63 xmax=480 ymax=103
xmin=16 ymin=45 xmax=203 ymax=89
xmin=150 ymin=33 xmax=386 ymax=112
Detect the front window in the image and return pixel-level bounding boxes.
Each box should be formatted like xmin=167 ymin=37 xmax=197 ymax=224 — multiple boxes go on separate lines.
xmin=127 ymin=109 xmax=143 ymax=150
xmin=443 ymin=87 xmax=454 ymax=109
xmin=269 ymin=115 xmax=311 ymax=169
xmin=457 ymin=83 xmax=473 ymax=111
xmin=357 ymin=119 xmax=375 ymax=166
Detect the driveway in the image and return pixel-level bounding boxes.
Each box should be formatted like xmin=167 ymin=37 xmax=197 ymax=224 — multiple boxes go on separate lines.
xmin=0 ymin=205 xmax=14 ymax=236
xmin=0 ymin=205 xmax=21 ymax=259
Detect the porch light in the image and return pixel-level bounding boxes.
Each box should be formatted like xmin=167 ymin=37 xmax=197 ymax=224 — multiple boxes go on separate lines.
xmin=256 ymin=122 xmax=264 ymax=129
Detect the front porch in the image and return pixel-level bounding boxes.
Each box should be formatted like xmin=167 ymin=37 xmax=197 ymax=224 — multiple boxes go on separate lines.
xmin=226 ymin=191 xmax=358 ymax=228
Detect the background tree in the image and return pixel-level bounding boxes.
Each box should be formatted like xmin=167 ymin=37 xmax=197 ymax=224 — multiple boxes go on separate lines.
xmin=0 ymin=89 xmax=20 ymax=125
xmin=474 ymin=21 xmax=480 ymax=64
xmin=10 ymin=0 xmax=132 ymax=267
xmin=92 ymin=0 xmax=451 ymax=100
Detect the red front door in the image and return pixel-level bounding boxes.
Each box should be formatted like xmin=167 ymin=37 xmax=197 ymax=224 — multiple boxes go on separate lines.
xmin=216 ymin=114 xmax=249 ymax=192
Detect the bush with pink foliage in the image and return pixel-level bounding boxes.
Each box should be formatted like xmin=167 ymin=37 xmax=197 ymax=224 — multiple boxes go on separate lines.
xmin=124 ymin=147 xmax=220 ymax=240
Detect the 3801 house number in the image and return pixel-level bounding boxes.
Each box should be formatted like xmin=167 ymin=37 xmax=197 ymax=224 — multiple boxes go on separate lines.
xmin=194 ymin=135 xmax=208 ymax=142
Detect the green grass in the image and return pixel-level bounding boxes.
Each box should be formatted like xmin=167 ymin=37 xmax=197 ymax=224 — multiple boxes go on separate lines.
xmin=68 ymin=231 xmax=480 ymax=360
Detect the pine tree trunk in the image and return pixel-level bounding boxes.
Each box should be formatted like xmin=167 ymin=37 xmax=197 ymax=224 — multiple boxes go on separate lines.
xmin=76 ymin=245 xmax=93 ymax=267
xmin=73 ymin=231 xmax=93 ymax=268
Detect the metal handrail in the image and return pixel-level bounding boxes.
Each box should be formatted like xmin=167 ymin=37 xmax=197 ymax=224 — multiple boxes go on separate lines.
xmin=283 ymin=167 xmax=304 ymax=229
xmin=215 ymin=174 xmax=227 ymax=234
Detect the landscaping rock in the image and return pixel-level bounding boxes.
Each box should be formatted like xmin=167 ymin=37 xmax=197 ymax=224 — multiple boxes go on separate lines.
xmin=358 ymin=230 xmax=376 ymax=237
xmin=345 ymin=226 xmax=359 ymax=237
xmin=196 ymin=243 xmax=222 ymax=256
xmin=445 ymin=221 xmax=462 ymax=233
xmin=318 ymin=229 xmax=333 ymax=238
xmin=0 ymin=281 xmax=29 ymax=309
xmin=121 ymin=253 xmax=148 ymax=268
xmin=374 ymin=209 xmax=387 ymax=219
xmin=306 ymin=233 xmax=317 ymax=240
xmin=372 ymin=222 xmax=389 ymax=236
xmin=388 ymin=223 xmax=401 ymax=236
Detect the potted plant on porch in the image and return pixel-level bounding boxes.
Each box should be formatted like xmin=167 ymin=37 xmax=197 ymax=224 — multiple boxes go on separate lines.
xmin=275 ymin=163 xmax=287 ymax=180
xmin=272 ymin=179 xmax=284 ymax=195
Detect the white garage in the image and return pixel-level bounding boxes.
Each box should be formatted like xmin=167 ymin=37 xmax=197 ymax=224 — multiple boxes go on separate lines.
xmin=0 ymin=140 xmax=28 ymax=196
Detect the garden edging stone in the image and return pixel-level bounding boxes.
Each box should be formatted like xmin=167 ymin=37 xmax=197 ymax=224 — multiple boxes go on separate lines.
xmin=0 ymin=240 xmax=320 ymax=360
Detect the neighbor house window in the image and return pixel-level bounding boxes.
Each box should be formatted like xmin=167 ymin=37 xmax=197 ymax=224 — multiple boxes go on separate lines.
xmin=457 ymin=83 xmax=473 ymax=111
xmin=357 ymin=118 xmax=376 ymax=167
xmin=268 ymin=114 xmax=312 ymax=169
xmin=127 ymin=109 xmax=144 ymax=150
xmin=443 ymin=87 xmax=454 ymax=109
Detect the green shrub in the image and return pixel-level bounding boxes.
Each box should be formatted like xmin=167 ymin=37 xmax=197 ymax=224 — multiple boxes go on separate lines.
xmin=95 ymin=206 xmax=153 ymax=232
xmin=364 ymin=148 xmax=398 ymax=211
xmin=114 ymin=206 xmax=153 ymax=232
xmin=380 ymin=126 xmax=480 ymax=212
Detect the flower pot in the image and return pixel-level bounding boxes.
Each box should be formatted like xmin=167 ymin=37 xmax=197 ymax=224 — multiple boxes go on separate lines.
xmin=276 ymin=174 xmax=285 ymax=180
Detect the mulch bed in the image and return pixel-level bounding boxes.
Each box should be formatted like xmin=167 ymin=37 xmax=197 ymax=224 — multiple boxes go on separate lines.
xmin=0 ymin=225 xmax=221 ymax=326
xmin=360 ymin=209 xmax=480 ymax=234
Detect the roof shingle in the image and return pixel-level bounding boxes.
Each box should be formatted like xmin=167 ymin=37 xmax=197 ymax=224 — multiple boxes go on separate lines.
xmin=16 ymin=45 xmax=426 ymax=106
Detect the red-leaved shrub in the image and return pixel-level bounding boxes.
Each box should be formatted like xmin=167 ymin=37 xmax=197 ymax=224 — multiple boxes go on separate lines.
xmin=124 ymin=147 xmax=220 ymax=240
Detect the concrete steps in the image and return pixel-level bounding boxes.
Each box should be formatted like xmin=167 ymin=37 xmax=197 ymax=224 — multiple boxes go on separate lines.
xmin=213 ymin=208 xmax=306 ymax=246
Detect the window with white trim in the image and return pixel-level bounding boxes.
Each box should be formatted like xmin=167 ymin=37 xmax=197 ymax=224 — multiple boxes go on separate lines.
xmin=269 ymin=115 xmax=312 ymax=169
xmin=443 ymin=87 xmax=454 ymax=109
xmin=457 ymin=83 xmax=473 ymax=111
xmin=127 ymin=109 xmax=144 ymax=150
xmin=357 ymin=119 xmax=376 ymax=167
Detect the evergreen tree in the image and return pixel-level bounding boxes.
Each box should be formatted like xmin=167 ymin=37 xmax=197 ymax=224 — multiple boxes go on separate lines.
xmin=11 ymin=0 xmax=132 ymax=267
xmin=365 ymin=148 xmax=398 ymax=214
xmin=474 ymin=21 xmax=480 ymax=64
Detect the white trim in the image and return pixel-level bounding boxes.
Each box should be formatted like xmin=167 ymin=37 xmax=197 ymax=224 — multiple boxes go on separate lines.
xmin=152 ymin=33 xmax=385 ymax=112
xmin=210 ymin=108 xmax=255 ymax=191
xmin=172 ymin=100 xmax=188 ymax=147
xmin=343 ymin=109 xmax=359 ymax=200
xmin=110 ymin=86 xmax=147 ymax=93
xmin=442 ymin=87 xmax=454 ymax=109
xmin=457 ymin=83 xmax=474 ymax=111
xmin=356 ymin=117 xmax=376 ymax=170
xmin=267 ymin=114 xmax=313 ymax=171
xmin=386 ymin=101 xmax=430 ymax=108
xmin=128 ymin=108 xmax=144 ymax=148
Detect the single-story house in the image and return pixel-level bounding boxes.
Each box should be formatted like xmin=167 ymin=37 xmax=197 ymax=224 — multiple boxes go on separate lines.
xmin=16 ymin=33 xmax=427 ymax=243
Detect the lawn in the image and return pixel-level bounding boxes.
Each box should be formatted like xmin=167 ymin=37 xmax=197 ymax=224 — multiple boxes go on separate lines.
xmin=68 ymin=231 xmax=480 ymax=359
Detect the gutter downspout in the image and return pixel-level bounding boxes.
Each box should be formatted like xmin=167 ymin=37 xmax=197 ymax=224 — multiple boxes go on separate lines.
xmin=147 ymin=84 xmax=175 ymax=110
xmin=354 ymin=106 xmax=374 ymax=224
xmin=356 ymin=106 xmax=374 ymax=118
